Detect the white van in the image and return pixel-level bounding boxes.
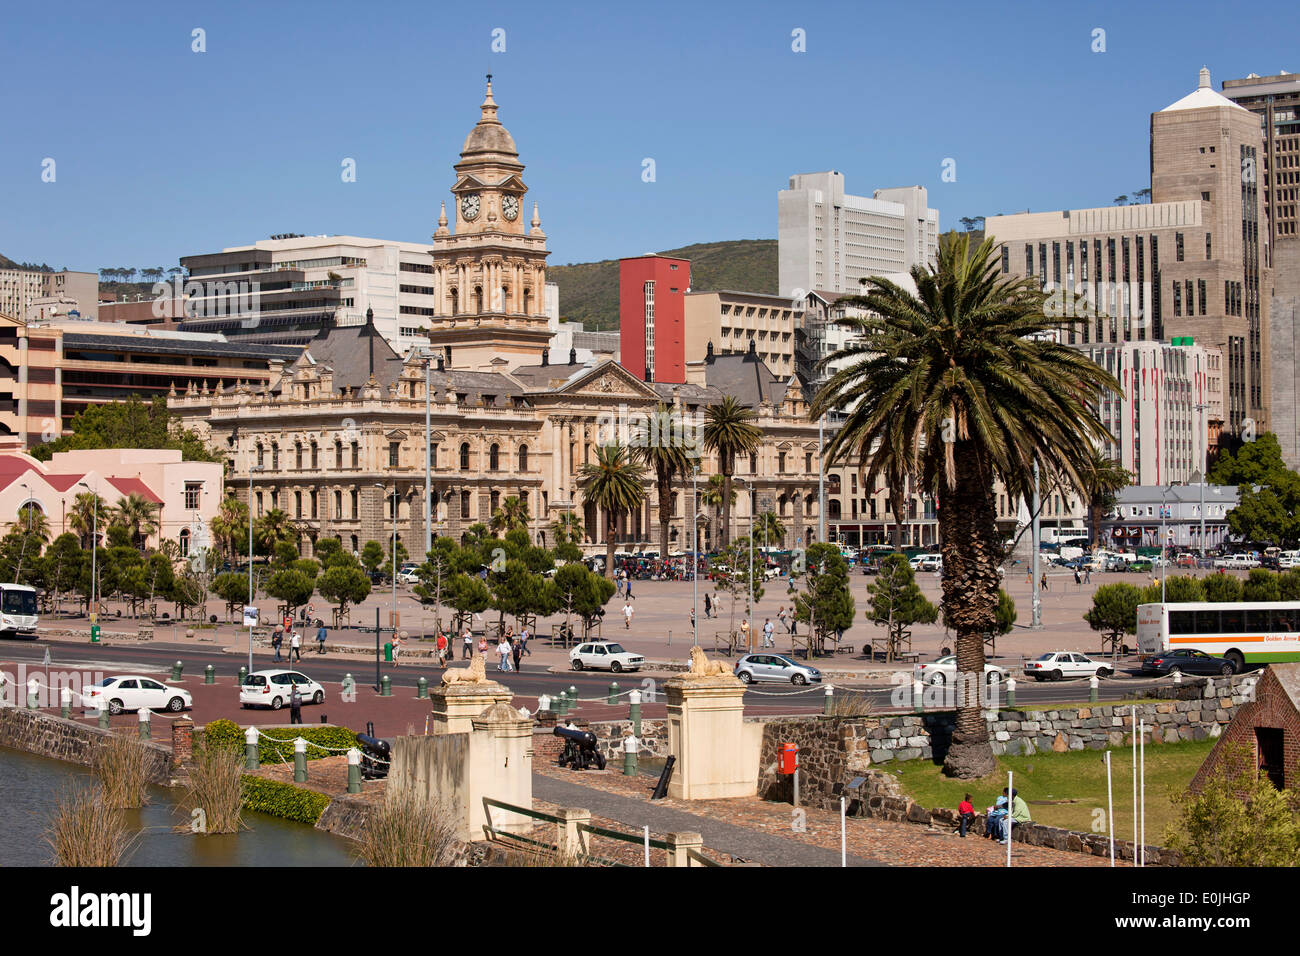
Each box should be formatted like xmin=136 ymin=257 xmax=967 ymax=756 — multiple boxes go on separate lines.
xmin=1279 ymin=551 xmax=1300 ymax=570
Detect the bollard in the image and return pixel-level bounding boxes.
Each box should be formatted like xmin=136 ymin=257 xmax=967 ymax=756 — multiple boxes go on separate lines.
xmin=27 ymin=678 xmax=38 ymax=710
xmin=623 ymin=735 xmax=639 ymax=776
xmin=98 ymin=706 xmax=110 ymax=729
xmin=293 ymin=737 xmax=307 ymax=783
xmin=554 ymin=690 xmax=567 ymax=717
xmin=60 ymin=686 xmax=72 ymax=719
xmin=417 ymin=676 xmax=428 ymax=700
xmin=629 ymin=690 xmax=642 ymax=737
xmin=912 ymin=679 xmax=924 ymax=713
xmin=238 ymin=665 xmax=248 ymax=685
xmin=346 ymin=747 xmax=362 ymax=794
xmin=608 ymin=682 xmax=619 ymax=706
xmin=1173 ymin=670 xmax=1183 ymax=685
xmin=245 ymin=726 xmax=259 ymax=770
xmin=171 ymin=660 xmax=183 ymax=681
xmin=342 ymin=673 xmax=356 ymax=700
xmin=204 ymin=665 xmax=215 ymax=685
xmin=138 ymin=707 xmax=151 ymax=740
xmin=1006 ymin=678 xmax=1017 ymax=709
xmin=539 ymin=693 xmax=551 ymax=714
xmin=380 ymin=674 xmax=391 ymax=697
xmin=568 ymin=685 xmax=578 ymax=714
xmin=824 ymin=684 xmax=834 ymax=716
xmin=1089 ymin=675 xmax=1099 ymax=703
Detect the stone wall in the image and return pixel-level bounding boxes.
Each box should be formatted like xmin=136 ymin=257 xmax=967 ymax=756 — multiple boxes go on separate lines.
xmin=0 ymin=708 xmax=171 ymax=782
xmin=536 ymin=719 xmax=670 ymax=767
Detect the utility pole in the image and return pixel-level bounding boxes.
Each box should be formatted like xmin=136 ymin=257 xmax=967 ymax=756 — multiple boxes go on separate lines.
xmin=817 ymin=415 xmax=826 ymax=544
xmin=1031 ymin=460 xmax=1042 ymax=628
xmin=425 ymin=355 xmax=433 ymax=559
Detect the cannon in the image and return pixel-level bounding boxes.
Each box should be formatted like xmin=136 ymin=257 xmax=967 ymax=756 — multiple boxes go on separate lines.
xmin=355 ymin=732 xmax=391 ymax=780
xmin=553 ymin=725 xmax=606 ymax=771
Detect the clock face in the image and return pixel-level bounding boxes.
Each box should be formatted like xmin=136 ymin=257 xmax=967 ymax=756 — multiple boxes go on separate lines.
xmin=460 ymin=194 xmax=480 ymax=220
xmin=502 ymin=195 xmax=520 ymax=221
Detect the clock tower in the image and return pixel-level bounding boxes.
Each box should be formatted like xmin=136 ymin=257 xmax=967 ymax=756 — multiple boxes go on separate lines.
xmin=427 ymin=77 xmax=551 ymax=371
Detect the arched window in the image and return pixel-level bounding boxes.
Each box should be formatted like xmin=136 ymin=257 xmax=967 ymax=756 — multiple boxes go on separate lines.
xmin=271 ymin=443 xmax=279 ymax=470
xmin=517 ymin=444 xmax=528 ymax=472
xmin=460 ymin=442 xmax=471 ymax=471
xmin=295 ymin=442 xmax=303 ymax=470
xmin=333 ymin=490 xmax=342 ymax=516
xmin=350 ymin=534 xmax=358 ymax=553
xmin=828 ymin=500 xmax=842 ymax=519
xmin=473 ymin=286 xmax=483 ymax=312
xmin=489 ymin=444 xmax=500 ymax=471
xmin=334 ymin=440 xmax=343 ymax=470
xmin=310 ymin=442 xmax=318 ymax=470
xmin=460 ymin=490 xmax=471 ymax=518
xmin=256 ymin=444 xmax=265 ymax=468
xmin=450 ymin=289 xmax=458 ymax=314
xmin=179 ymin=528 xmax=191 ymax=557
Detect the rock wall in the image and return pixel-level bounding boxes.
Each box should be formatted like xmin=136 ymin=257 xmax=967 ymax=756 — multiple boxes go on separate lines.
xmin=0 ymin=708 xmax=171 ymax=782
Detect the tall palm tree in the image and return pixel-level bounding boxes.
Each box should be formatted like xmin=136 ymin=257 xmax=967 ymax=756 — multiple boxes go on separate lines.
xmin=579 ymin=442 xmax=646 ymax=579
xmin=753 ymin=510 xmax=785 ymax=549
xmin=253 ymin=508 xmax=298 ymax=555
xmin=68 ymin=492 xmax=106 ymax=549
xmin=634 ymin=403 xmax=692 ymax=561
xmin=490 ymin=495 xmax=531 ymax=535
xmin=208 ymin=492 xmax=249 ymax=564
xmin=811 ymin=233 xmax=1120 ymax=778
xmin=1079 ymin=447 xmax=1132 ymax=549
xmin=110 ymin=493 xmax=160 ymax=551
xmin=703 ymin=397 xmax=762 ymax=550
xmin=551 ymin=511 xmax=584 ymax=546
xmin=11 ymin=504 xmax=50 ymax=544
xmin=699 ymin=474 xmax=734 ymax=553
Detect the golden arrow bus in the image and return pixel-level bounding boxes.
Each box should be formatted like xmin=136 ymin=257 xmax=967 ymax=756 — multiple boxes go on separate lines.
xmin=1136 ymin=601 xmax=1300 ymax=674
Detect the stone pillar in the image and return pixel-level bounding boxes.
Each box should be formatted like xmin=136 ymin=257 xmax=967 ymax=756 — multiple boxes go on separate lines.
xmin=554 ymin=807 xmax=590 ymax=858
xmin=666 ymin=831 xmax=704 ymax=867
xmin=664 ymin=673 xmax=762 ymax=800
xmin=170 ymin=717 xmax=194 ymax=769
xmin=427 ymin=667 xmax=512 ymax=735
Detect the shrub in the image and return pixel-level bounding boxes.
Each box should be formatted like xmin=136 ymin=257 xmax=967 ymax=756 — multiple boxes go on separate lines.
xmin=241 ymin=776 xmax=330 ymax=825
xmin=95 ymin=733 xmax=150 ymax=809
xmin=357 ymin=788 xmax=461 ymax=867
xmin=202 ymin=718 xmax=243 ymax=757
xmin=202 ymin=721 xmax=358 ymax=764
xmin=46 ymin=783 xmax=134 ymax=866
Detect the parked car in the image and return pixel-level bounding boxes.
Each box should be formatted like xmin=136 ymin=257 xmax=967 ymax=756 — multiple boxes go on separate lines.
xmin=913 ymin=655 xmax=1009 ymax=686
xmin=1023 ymin=651 xmax=1114 ymax=681
xmin=569 ymin=641 xmax=644 ymax=673
xmin=734 ymin=653 xmax=821 ymax=685
xmin=82 ymin=676 xmax=192 ymax=715
xmin=1279 ymin=551 xmax=1300 ymax=570
xmin=1140 ymin=648 xmax=1236 ymax=678
xmin=396 ymin=567 xmax=420 ymax=584
xmin=240 ymin=670 xmax=326 ymax=710
xmin=1127 ymin=559 xmax=1154 ymax=573
xmin=914 ymin=554 xmax=942 ymax=572
xmin=1213 ymin=554 xmax=1260 ymax=570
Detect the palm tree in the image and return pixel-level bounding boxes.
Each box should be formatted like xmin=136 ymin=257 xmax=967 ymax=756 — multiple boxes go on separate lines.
xmin=551 ymin=511 xmax=584 ymax=546
xmin=634 ymin=403 xmax=692 ymax=562
xmin=110 ymin=493 xmax=159 ymax=551
xmin=753 ymin=510 xmax=785 ymax=549
xmin=579 ymin=442 xmax=646 ymax=579
xmin=1079 ymin=447 xmax=1132 ymax=549
xmin=699 ymin=474 xmax=734 ymax=553
xmin=810 ymin=233 xmax=1120 ymax=778
xmin=68 ymin=492 xmax=106 ymax=549
xmin=253 ymin=508 xmax=298 ymax=555
xmin=702 ymin=397 xmax=762 ymax=550
xmin=489 ymin=495 xmax=531 ymax=535
xmin=11 ymin=504 xmax=50 ymax=544
xmin=208 ymin=492 xmax=248 ymax=565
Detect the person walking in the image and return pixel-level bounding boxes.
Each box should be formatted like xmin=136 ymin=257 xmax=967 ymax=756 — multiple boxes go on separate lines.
xmin=391 ymin=634 xmax=402 ymax=666
xmin=289 ymin=682 xmax=303 ymax=725
xmin=623 ymin=601 xmax=634 ymax=630
xmin=1083 ymin=565 xmax=1092 ymax=584
xmin=316 ymin=622 xmax=327 ymax=655
xmin=511 ymin=635 xmax=523 ymax=673
xmin=689 ymin=607 xmax=696 ymax=630
xmin=625 ymin=576 xmax=634 ymax=600
xmin=739 ymin=618 xmax=751 ymax=651
xmin=289 ymin=630 xmax=302 ymax=663
xmin=704 ymin=593 xmax=712 ymax=620
xmin=1039 ymin=572 xmax=1049 ymax=593
xmin=520 ymin=625 xmax=531 ymax=657
xmin=958 ymin=793 xmax=975 ymax=838
xmin=763 ymin=617 xmax=775 ymax=648
xmin=1073 ymin=568 xmax=1082 ymax=586
xmin=462 ymin=625 xmax=473 ymax=660
xmin=777 ymin=606 xmax=789 ymax=633
xmin=436 ymin=630 xmax=448 ymax=667
xmin=496 ymin=636 xmax=512 ymax=672
xmin=271 ymin=627 xmax=283 ymax=663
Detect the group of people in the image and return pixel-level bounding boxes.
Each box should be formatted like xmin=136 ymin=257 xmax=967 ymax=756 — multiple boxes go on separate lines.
xmin=426 ymin=623 xmax=532 ymax=672
xmin=956 ymin=788 xmax=1031 ymax=840
xmin=270 ymin=620 xmax=330 ymax=663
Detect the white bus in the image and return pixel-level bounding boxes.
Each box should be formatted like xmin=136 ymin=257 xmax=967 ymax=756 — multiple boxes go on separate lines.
xmin=0 ymin=584 xmax=38 ymax=639
xmin=1136 ymin=601 xmax=1300 ymax=673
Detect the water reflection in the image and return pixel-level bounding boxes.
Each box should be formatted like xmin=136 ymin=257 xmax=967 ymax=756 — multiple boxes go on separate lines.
xmin=0 ymin=747 xmax=360 ymax=867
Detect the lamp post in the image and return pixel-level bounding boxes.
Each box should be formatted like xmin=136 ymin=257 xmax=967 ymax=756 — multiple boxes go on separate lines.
xmin=817 ymin=415 xmax=826 ymax=544
xmin=1160 ymin=482 xmax=1176 ymax=603
xmin=692 ymin=466 xmax=699 ymax=647
xmin=1194 ymin=401 xmax=1208 ymax=558
xmin=77 ymin=481 xmax=98 ymax=621
xmin=735 ymin=477 xmax=754 ymax=627
xmin=375 ymin=483 xmax=397 ymax=633
xmin=16 ymin=482 xmax=31 ymax=583
xmin=247 ymin=464 xmax=264 ymax=674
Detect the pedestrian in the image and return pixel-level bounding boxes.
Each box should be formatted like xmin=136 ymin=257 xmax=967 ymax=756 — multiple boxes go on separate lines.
xmin=616 ymin=574 xmax=624 ymax=597
xmin=623 ymin=601 xmax=634 ymax=630
xmin=289 ymin=630 xmax=302 ymax=663
xmin=689 ymin=607 xmax=696 ymax=630
xmin=391 ymin=634 xmax=402 ymax=665
xmin=496 ymin=636 xmax=512 ymax=672
xmin=316 ymin=621 xmax=327 ymax=655
xmin=1040 ymin=572 xmax=1049 ymax=592
xmin=789 ymin=612 xmax=798 ymax=637
xmin=625 ymin=578 xmax=633 ymax=600
xmin=763 ymin=617 xmax=775 ymax=648
xmin=984 ymin=790 xmax=1009 ymax=839
xmin=271 ymin=626 xmax=283 ymax=663
xmin=436 ymin=630 xmax=448 ymax=667
xmin=511 ymin=635 xmax=523 ymax=673
xmin=1025 ymin=567 xmax=1032 ymax=584
xmin=462 ymin=625 xmax=473 ymax=660
xmin=289 ymin=682 xmax=303 ymax=725
xmin=520 ymin=625 xmax=531 ymax=657
xmin=1073 ymin=568 xmax=1081 ymax=586
xmin=478 ymin=634 xmax=489 ymax=655
xmin=704 ymin=593 xmax=712 ymax=620
xmin=1084 ymin=566 xmax=1092 ymax=584
xmin=739 ymin=618 xmax=750 ymax=650
xmin=777 ymin=606 xmax=789 ymax=633
xmin=1004 ymin=788 xmax=1031 ymax=841
xmin=958 ymin=793 xmax=975 ymax=838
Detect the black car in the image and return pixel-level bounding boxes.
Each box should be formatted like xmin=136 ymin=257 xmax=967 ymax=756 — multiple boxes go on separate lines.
xmin=1141 ymin=648 xmax=1236 ymax=677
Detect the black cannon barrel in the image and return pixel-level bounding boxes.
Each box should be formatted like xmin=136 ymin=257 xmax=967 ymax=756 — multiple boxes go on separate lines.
xmin=356 ymin=733 xmax=391 ymax=756
xmin=552 ymin=726 xmax=597 ymax=747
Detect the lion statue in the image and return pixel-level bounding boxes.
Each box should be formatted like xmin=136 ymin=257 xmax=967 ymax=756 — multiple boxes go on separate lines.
xmin=441 ymin=653 xmax=489 ymax=686
xmin=686 ymin=644 xmax=732 ymax=678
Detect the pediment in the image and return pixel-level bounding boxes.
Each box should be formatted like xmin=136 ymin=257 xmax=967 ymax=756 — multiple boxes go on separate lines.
xmin=385 ymin=429 xmax=409 ymax=440
xmin=552 ymin=361 xmax=660 ymax=401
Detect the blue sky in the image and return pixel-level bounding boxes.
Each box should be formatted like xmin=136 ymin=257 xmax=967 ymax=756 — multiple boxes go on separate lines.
xmin=2 ymin=0 xmax=1297 ymax=273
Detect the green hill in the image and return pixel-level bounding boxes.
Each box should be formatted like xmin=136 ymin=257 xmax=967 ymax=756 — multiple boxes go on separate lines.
xmin=549 ymin=239 xmax=777 ymax=331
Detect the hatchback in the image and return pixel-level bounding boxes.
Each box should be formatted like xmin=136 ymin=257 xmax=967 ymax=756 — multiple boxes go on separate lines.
xmin=569 ymin=642 xmax=644 ymax=673
xmin=240 ymin=670 xmax=326 ymax=710
xmin=82 ymin=675 xmax=192 ymax=715
xmin=734 ymin=653 xmax=821 ymax=685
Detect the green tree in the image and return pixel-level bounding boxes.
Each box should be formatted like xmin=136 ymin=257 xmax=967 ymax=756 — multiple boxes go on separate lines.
xmin=317 ymin=565 xmax=371 ymax=626
xmin=1280 ymin=568 xmax=1300 ymax=601
xmin=753 ymin=510 xmax=785 ymax=550
xmin=578 ymin=442 xmax=646 ymax=580
xmin=1243 ymin=568 xmax=1281 ymax=602
xmin=1203 ymin=573 xmax=1245 ymax=603
xmin=1163 ymin=575 xmax=1206 ymax=602
xmin=265 ymin=569 xmax=314 ymax=620
xmin=552 ymin=562 xmax=615 ymax=643
xmin=445 ymin=572 xmax=492 ymax=633
xmin=252 ymin=509 xmax=298 ymax=556
xmin=210 ymin=572 xmax=248 ymax=621
xmin=489 ymin=495 xmax=531 ymax=535
xmin=702 ymin=396 xmax=762 ymax=550
xmin=1083 ymin=582 xmax=1143 ymax=658
xmin=67 ymin=491 xmax=107 ymax=550
xmin=713 ymin=535 xmax=766 ymax=643
xmin=208 ymin=493 xmax=249 ymax=565
xmin=30 ymin=395 xmax=219 ymax=462
xmin=360 ymin=540 xmax=386 ymax=577
xmin=551 ymin=512 xmax=584 ymax=547
xmin=1164 ymin=745 xmax=1300 ymax=866
xmin=42 ymin=533 xmax=83 ymax=613
xmin=865 ymin=553 xmax=937 ymax=662
xmin=633 ymin=403 xmax=693 ymax=561
xmin=812 ymin=233 xmax=1120 ymax=777
xmin=109 ymin=492 xmax=160 ymax=551
xmin=995 ymin=588 xmax=1017 ymax=635
xmin=789 ymin=542 xmax=856 ymax=656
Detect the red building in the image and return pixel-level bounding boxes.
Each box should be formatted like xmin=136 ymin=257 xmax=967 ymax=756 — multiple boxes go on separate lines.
xmin=619 ymin=255 xmax=689 ymax=383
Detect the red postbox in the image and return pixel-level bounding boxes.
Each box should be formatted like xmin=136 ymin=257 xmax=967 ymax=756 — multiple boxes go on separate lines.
xmin=779 ymin=742 xmax=799 ymax=775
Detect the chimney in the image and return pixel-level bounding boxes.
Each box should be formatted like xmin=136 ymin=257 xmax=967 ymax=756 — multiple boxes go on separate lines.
xmin=705 ymin=341 xmax=715 ymax=364
xmin=436 ymin=355 xmax=445 ymax=372
xmin=541 ymin=350 xmax=548 ymax=367
xmin=569 ymin=347 xmax=577 ymax=365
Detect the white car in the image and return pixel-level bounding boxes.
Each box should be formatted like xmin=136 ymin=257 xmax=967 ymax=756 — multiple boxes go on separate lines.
xmin=915 ymin=554 xmax=942 ymax=572
xmin=83 ymin=675 xmax=192 ymax=715
xmin=240 ymin=670 xmax=326 ymax=710
xmin=396 ymin=567 xmax=420 ymax=584
xmin=569 ymin=641 xmax=644 ymax=673
xmin=1213 ymin=554 xmax=1259 ymax=570
xmin=1280 ymin=551 xmax=1300 ymax=570
xmin=1023 ymin=651 xmax=1114 ymax=681
xmin=913 ymin=655 xmax=1009 ymax=686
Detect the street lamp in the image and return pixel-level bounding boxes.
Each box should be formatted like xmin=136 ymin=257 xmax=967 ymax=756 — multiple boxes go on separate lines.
xmin=77 ymin=481 xmax=98 ymax=621
xmin=735 ymin=477 xmax=755 ymax=630
xmin=1160 ymin=482 xmax=1176 ymax=603
xmin=375 ymin=483 xmax=397 ymax=630
xmin=16 ymin=482 xmax=31 ymax=583
xmin=247 ymin=464 xmax=264 ymax=674
xmin=1194 ymin=401 xmax=1209 ymax=558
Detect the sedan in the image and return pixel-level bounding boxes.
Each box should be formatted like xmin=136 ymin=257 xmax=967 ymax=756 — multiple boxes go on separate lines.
xmin=913 ymin=655 xmax=1009 ymax=686
xmin=1141 ymin=648 xmax=1236 ymax=678
xmin=1024 ymin=651 xmax=1114 ymax=681
xmin=83 ymin=676 xmax=192 ymax=715
xmin=240 ymin=670 xmax=326 ymax=710
xmin=569 ymin=642 xmax=645 ymax=673
xmin=734 ymin=653 xmax=821 ymax=686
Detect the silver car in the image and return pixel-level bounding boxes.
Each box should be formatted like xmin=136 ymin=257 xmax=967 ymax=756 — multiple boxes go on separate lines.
xmin=734 ymin=653 xmax=821 ymax=686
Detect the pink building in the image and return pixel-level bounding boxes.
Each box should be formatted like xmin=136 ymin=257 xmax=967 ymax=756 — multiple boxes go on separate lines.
xmin=0 ymin=446 xmax=223 ymax=556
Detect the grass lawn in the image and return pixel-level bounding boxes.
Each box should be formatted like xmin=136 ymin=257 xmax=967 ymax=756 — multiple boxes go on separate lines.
xmin=890 ymin=738 xmax=1215 ymax=843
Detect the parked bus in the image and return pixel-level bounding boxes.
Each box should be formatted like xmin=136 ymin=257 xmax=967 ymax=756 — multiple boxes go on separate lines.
xmin=0 ymin=583 xmax=38 ymax=639
xmin=1136 ymin=601 xmax=1300 ymax=673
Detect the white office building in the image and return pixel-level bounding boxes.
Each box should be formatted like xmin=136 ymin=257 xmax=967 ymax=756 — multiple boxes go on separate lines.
xmin=778 ymin=172 xmax=939 ymax=298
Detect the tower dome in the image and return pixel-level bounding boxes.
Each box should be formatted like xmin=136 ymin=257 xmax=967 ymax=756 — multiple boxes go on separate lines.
xmin=461 ymin=75 xmax=518 ymax=159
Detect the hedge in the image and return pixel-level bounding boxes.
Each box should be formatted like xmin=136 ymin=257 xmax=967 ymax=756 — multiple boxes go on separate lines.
xmin=241 ymin=776 xmax=331 ymax=825
xmin=203 ymin=719 xmax=359 ymax=764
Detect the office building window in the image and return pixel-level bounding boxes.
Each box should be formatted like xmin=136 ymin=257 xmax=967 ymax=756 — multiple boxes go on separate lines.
xmin=389 ymin=442 xmax=400 ymax=468
xmin=184 ymin=482 xmax=201 ymax=509
xmin=1205 ymin=232 xmax=1212 ymax=259
xmin=1176 ymin=232 xmax=1184 ymax=261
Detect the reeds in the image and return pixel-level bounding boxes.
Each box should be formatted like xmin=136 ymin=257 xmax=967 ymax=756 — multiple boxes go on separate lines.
xmin=357 ymin=788 xmax=462 ymax=867
xmin=46 ymin=784 xmax=134 ymax=867
xmin=95 ymin=733 xmax=150 ymax=809
xmin=828 ymin=691 xmax=874 ymax=718
xmin=183 ymin=745 xmax=244 ymax=834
